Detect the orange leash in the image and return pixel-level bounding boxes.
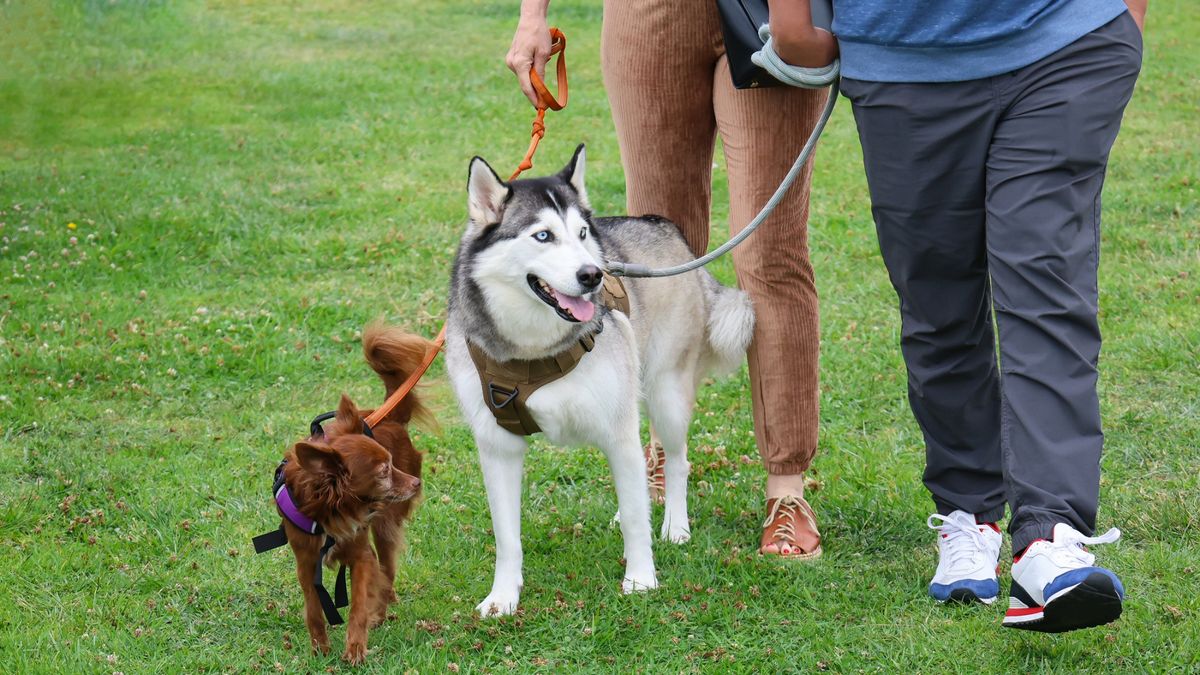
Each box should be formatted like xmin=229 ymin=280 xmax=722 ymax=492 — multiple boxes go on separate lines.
xmin=509 ymin=28 xmax=568 ymax=181
xmin=364 ymin=29 xmax=567 ymax=425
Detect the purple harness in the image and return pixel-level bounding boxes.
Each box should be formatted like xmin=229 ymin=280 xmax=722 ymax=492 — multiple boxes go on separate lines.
xmin=271 ymin=462 xmax=321 ymax=535
xmin=251 ymin=411 xmax=371 ymax=626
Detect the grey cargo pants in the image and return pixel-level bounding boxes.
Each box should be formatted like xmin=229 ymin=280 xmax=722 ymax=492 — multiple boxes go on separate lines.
xmin=840 ymin=13 xmax=1143 ymax=555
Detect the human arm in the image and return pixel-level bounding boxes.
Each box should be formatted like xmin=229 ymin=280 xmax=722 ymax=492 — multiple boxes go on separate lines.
xmin=766 ymin=0 xmax=838 ymax=67
xmin=1125 ymin=0 xmax=1146 ymax=31
xmin=506 ymin=0 xmax=553 ymax=107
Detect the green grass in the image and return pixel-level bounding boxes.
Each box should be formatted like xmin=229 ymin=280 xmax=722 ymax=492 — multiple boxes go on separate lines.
xmin=2 ymin=1 xmax=1197 ymax=672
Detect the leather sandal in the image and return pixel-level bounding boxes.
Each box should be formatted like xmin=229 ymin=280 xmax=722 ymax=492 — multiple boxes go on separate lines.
xmin=644 ymin=441 xmax=665 ymax=505
xmin=760 ymin=495 xmax=822 ymax=560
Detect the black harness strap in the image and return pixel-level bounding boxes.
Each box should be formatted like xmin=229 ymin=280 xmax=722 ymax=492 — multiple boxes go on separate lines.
xmin=313 ymin=537 xmax=349 ymax=625
xmin=252 ymin=527 xmax=288 ymax=554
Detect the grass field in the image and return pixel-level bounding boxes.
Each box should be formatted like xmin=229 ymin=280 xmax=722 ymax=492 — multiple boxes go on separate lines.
xmin=2 ymin=0 xmax=1197 ymax=672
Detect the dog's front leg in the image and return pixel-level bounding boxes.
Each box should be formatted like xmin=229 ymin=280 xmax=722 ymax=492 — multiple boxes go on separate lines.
xmin=602 ymin=422 xmax=659 ymax=594
xmin=291 ymin=540 xmax=330 ymax=655
xmin=343 ymin=546 xmax=379 ymax=664
xmin=476 ymin=433 xmax=527 ymax=617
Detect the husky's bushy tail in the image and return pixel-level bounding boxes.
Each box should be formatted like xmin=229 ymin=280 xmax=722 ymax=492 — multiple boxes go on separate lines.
xmin=702 ymin=279 xmax=756 ymax=376
xmin=362 ymin=321 xmax=437 ymax=428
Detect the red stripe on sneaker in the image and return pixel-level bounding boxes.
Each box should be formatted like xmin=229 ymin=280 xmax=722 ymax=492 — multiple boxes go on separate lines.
xmin=1005 ymin=607 xmax=1044 ymax=617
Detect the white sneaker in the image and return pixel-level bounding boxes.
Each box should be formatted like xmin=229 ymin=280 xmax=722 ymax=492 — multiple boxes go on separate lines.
xmin=927 ymin=510 xmax=1002 ymax=604
xmin=1004 ymin=523 xmax=1124 ymax=632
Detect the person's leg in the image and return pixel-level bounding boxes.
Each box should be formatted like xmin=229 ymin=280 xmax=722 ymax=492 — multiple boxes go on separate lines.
xmin=985 ymin=13 xmax=1143 ymax=558
xmin=840 ymin=77 xmax=1007 ymax=524
xmin=990 ymin=16 xmax=1142 ymax=633
xmin=601 ymin=0 xmax=720 ymax=254
xmin=712 ymin=57 xmax=826 ymax=556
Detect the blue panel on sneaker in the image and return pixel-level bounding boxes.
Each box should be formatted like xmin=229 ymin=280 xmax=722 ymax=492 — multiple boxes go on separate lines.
xmin=1044 ymin=566 xmax=1125 ymax=603
xmin=929 ymin=578 xmax=999 ymax=604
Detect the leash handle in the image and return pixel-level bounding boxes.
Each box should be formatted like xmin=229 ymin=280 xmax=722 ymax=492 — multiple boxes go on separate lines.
xmin=529 ymin=28 xmax=567 ymax=111
xmin=363 ymin=324 xmax=447 ymax=428
xmin=510 ymin=28 xmax=568 ymax=181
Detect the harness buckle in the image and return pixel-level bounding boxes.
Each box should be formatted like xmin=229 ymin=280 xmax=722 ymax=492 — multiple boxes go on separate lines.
xmin=488 ymin=383 xmax=519 ymax=409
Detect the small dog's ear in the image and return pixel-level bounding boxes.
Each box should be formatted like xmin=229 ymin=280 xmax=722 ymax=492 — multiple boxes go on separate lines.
xmin=467 ymin=157 xmax=511 ymax=233
xmin=294 ymin=441 xmax=342 ymax=476
xmin=335 ymin=394 xmax=360 ymax=432
xmin=558 ymin=143 xmax=589 ymax=210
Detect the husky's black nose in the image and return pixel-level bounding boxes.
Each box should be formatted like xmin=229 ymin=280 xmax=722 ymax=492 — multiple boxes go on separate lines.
xmin=577 ymin=265 xmax=602 ymax=290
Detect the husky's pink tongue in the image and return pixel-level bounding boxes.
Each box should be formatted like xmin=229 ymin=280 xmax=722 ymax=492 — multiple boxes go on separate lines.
xmin=553 ymin=290 xmax=595 ymax=322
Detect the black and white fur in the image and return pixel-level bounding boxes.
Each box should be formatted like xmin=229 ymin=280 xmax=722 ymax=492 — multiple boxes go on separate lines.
xmin=446 ymin=145 xmax=755 ymax=617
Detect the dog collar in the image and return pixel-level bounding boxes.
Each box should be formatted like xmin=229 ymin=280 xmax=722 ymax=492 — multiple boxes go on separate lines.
xmin=468 ymin=273 xmax=630 ymax=436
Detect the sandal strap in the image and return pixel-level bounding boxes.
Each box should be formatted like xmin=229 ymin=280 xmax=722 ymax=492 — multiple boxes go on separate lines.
xmin=761 ymin=495 xmax=820 ymax=548
xmin=644 ymin=441 xmax=665 ymax=494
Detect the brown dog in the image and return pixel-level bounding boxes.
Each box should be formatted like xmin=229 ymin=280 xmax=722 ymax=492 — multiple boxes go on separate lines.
xmin=264 ymin=324 xmax=433 ymax=663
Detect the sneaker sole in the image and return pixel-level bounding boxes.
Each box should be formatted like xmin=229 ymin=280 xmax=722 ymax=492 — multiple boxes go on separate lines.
xmin=1003 ymin=572 xmax=1123 ymax=633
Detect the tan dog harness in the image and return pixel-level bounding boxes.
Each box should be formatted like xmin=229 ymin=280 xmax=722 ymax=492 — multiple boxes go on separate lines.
xmin=467 ymin=274 xmax=630 ymax=436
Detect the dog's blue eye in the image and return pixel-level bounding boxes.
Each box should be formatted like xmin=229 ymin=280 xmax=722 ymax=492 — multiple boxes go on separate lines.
xmin=533 ymin=230 xmax=554 ymax=243
xmin=579 ymin=228 xmax=588 ymax=240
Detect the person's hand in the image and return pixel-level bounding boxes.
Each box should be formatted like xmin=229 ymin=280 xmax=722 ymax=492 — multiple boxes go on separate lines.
xmin=507 ymin=14 xmax=552 ymax=107
xmin=769 ymin=14 xmax=838 ymax=67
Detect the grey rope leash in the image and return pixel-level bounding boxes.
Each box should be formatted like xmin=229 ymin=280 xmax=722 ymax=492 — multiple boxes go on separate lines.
xmin=606 ymin=25 xmax=839 ymax=279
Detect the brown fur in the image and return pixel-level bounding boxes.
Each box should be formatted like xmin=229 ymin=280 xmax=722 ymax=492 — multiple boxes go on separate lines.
xmin=277 ymin=325 xmax=434 ymax=664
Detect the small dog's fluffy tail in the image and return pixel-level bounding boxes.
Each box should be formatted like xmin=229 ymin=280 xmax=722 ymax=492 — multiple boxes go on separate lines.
xmin=362 ymin=322 xmax=437 ymax=428
xmin=703 ymin=280 xmax=756 ymax=377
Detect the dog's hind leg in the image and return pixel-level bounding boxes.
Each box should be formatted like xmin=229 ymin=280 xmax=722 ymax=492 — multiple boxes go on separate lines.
xmin=476 ymin=433 xmax=528 ymax=618
xmin=647 ymin=375 xmax=695 ymax=544
xmin=600 ymin=421 xmax=659 ymax=594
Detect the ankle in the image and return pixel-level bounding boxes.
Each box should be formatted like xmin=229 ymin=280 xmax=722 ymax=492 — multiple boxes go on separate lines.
xmin=766 ymin=473 xmax=806 ymax=500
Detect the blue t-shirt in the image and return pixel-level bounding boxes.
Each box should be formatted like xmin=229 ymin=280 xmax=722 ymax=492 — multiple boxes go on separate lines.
xmin=832 ymin=0 xmax=1130 ymax=82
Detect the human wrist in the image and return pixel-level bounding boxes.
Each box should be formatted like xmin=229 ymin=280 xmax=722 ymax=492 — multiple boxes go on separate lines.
xmin=518 ymin=0 xmax=550 ymax=20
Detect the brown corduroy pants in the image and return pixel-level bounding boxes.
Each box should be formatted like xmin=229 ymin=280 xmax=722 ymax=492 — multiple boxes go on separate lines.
xmin=601 ymin=0 xmax=826 ymax=475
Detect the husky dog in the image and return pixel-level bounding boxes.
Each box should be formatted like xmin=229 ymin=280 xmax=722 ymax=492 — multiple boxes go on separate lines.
xmin=446 ymin=145 xmax=755 ymax=617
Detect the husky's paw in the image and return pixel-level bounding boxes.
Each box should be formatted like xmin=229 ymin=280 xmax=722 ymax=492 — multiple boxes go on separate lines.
xmin=661 ymin=519 xmax=691 ymax=544
xmin=475 ymin=592 xmax=520 ymax=618
xmin=621 ymin=572 xmax=659 ymax=594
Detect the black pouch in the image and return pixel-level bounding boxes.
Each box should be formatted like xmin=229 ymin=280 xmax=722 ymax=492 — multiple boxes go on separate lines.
xmin=715 ymin=0 xmax=833 ymax=89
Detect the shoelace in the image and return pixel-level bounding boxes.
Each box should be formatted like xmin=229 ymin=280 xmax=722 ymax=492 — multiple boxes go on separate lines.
xmin=764 ymin=495 xmax=812 ymax=543
xmin=927 ymin=512 xmax=990 ymax=572
xmin=1048 ymin=527 xmax=1121 ymax=567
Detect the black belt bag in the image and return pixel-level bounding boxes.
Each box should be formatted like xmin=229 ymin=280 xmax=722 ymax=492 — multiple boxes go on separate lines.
xmin=715 ymin=0 xmax=833 ymax=89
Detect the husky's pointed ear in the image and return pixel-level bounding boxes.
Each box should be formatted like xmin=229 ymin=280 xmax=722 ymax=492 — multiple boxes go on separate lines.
xmin=558 ymin=143 xmax=589 ymax=210
xmin=467 ymin=156 xmax=511 ymax=232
